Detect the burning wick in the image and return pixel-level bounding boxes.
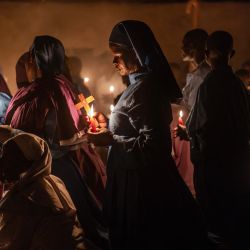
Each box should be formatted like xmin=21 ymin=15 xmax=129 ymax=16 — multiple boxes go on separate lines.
xmin=88 ymin=105 xmax=97 ymax=132
xmin=109 ymin=85 xmax=115 ymax=93
xmin=110 ymin=104 xmax=114 ymax=112
xmin=178 ymin=110 xmax=184 ymax=125
xmin=84 ymin=77 xmax=90 ymax=83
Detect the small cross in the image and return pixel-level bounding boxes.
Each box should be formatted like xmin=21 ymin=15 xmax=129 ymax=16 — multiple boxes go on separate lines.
xmin=75 ymin=93 xmax=95 ymax=114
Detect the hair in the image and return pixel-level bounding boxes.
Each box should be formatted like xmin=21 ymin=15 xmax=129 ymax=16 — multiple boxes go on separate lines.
xmin=30 ymin=35 xmax=65 ymax=76
xmin=183 ymin=29 xmax=208 ymax=51
xmin=235 ymin=69 xmax=250 ymax=86
xmin=206 ymin=31 xmax=233 ymax=58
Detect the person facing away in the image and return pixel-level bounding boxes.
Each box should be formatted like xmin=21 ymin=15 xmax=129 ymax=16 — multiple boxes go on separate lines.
xmin=0 ymin=126 xmax=99 ymax=250
xmin=186 ymin=31 xmax=250 ymax=249
xmin=181 ymin=29 xmax=211 ymax=112
xmin=87 ymin=20 xmax=212 ymax=250
xmin=5 ymin=36 xmax=108 ymax=249
xmin=0 ymin=74 xmax=11 ymax=125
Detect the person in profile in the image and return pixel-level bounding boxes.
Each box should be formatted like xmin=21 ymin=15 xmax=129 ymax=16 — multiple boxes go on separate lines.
xmin=0 ymin=126 xmax=98 ymax=250
xmin=5 ymin=36 xmax=108 ymax=249
xmin=177 ymin=31 xmax=250 ymax=249
xmin=181 ymin=28 xmax=210 ymax=111
xmin=88 ymin=20 xmax=211 ymax=250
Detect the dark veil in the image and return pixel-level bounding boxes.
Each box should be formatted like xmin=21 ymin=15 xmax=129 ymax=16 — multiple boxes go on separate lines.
xmin=109 ymin=20 xmax=182 ymax=102
xmin=30 ymin=35 xmax=65 ymax=76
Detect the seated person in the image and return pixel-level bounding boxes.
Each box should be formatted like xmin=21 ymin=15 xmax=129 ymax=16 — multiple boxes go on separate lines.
xmin=0 ymin=126 xmax=98 ymax=250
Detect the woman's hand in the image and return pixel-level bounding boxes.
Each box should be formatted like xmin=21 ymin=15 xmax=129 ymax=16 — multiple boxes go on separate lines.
xmin=173 ymin=124 xmax=189 ymax=141
xmin=93 ymin=112 xmax=108 ymax=129
xmin=87 ymin=128 xmax=114 ymax=146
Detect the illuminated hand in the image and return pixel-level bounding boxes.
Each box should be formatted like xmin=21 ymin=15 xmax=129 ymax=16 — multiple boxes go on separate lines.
xmin=87 ymin=128 xmax=114 ymax=146
xmin=93 ymin=112 xmax=108 ymax=129
xmin=173 ymin=124 xmax=189 ymax=141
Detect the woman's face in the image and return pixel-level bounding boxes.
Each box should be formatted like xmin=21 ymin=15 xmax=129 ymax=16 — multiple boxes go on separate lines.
xmin=110 ymin=44 xmax=140 ymax=76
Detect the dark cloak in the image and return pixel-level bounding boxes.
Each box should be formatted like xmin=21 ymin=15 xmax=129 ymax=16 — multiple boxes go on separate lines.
xmin=106 ymin=20 xmax=209 ymax=250
xmin=186 ymin=65 xmax=250 ymax=247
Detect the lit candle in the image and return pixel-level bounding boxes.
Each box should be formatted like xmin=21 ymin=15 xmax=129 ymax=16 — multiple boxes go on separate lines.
xmin=178 ymin=110 xmax=184 ymax=125
xmin=88 ymin=105 xmax=97 ymax=132
xmin=109 ymin=85 xmax=115 ymax=93
xmin=110 ymin=104 xmax=114 ymax=112
xmin=84 ymin=77 xmax=90 ymax=83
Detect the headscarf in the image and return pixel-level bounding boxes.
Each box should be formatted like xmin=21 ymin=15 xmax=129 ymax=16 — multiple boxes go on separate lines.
xmin=109 ymin=20 xmax=182 ymax=101
xmin=0 ymin=126 xmax=51 ymax=205
xmin=15 ymin=52 xmax=31 ymax=89
xmin=30 ymin=35 xmax=65 ymax=76
xmin=0 ymin=74 xmax=11 ymax=97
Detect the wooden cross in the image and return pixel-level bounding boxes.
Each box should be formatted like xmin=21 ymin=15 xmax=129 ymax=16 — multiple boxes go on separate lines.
xmin=75 ymin=93 xmax=95 ymax=114
xmin=186 ymin=0 xmax=200 ymax=28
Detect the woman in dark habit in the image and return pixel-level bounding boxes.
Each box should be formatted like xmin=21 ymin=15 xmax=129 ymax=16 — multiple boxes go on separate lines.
xmin=88 ymin=20 xmax=210 ymax=250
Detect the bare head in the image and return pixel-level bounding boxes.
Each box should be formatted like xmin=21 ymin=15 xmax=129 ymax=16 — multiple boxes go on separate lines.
xmin=181 ymin=29 xmax=208 ymax=64
xmin=205 ymin=31 xmax=235 ymax=68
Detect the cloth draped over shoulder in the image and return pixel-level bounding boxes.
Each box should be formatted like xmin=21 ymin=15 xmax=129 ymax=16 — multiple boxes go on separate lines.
xmin=5 ymin=74 xmax=85 ymax=146
xmin=0 ymin=126 xmax=96 ymax=250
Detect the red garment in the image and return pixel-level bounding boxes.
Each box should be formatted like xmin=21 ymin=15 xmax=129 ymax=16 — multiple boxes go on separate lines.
xmin=171 ymin=104 xmax=195 ymax=196
xmin=5 ymin=74 xmax=106 ymax=205
xmin=0 ymin=74 xmax=11 ymax=96
xmin=5 ymin=74 xmax=84 ymax=142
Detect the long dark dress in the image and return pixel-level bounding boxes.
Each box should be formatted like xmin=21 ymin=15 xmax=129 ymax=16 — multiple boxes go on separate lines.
xmin=5 ymin=74 xmax=108 ymax=249
xmin=187 ymin=65 xmax=250 ymax=248
xmin=106 ymin=72 xmax=208 ymax=250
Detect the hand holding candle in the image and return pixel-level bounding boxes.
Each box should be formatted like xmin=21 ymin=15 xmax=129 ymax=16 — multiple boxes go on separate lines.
xmin=88 ymin=105 xmax=97 ymax=133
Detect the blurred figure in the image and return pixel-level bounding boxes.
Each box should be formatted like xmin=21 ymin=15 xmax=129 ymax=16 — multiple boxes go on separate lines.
xmin=5 ymin=36 xmax=108 ymax=249
xmin=0 ymin=126 xmax=97 ymax=250
xmin=241 ymin=60 xmax=250 ymax=72
xmin=235 ymin=68 xmax=250 ymax=90
xmin=181 ymin=28 xmax=210 ymax=111
xmin=184 ymin=31 xmax=250 ymax=249
xmin=0 ymin=74 xmax=11 ymax=125
xmin=67 ymin=56 xmax=91 ymax=97
xmin=15 ymin=52 xmax=33 ymax=89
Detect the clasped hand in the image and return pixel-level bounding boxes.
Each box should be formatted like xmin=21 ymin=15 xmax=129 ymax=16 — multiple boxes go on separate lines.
xmin=87 ymin=112 xmax=114 ymax=146
xmin=173 ymin=124 xmax=189 ymax=141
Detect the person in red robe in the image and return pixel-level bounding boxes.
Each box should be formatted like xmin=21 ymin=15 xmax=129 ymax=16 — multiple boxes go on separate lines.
xmin=5 ymin=36 xmax=108 ymax=249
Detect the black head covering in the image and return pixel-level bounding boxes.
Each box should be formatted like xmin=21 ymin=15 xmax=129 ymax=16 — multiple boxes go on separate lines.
xmin=30 ymin=35 xmax=65 ymax=76
xmin=109 ymin=20 xmax=182 ymax=101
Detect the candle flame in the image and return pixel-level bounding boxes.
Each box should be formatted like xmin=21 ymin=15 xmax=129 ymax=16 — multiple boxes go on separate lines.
xmin=179 ymin=110 xmax=183 ymax=118
xmin=84 ymin=77 xmax=90 ymax=83
xmin=109 ymin=85 xmax=115 ymax=93
xmin=110 ymin=104 xmax=114 ymax=112
xmin=88 ymin=105 xmax=94 ymax=118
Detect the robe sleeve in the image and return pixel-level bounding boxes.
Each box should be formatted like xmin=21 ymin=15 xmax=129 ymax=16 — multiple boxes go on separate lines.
xmin=111 ymin=84 xmax=171 ymax=168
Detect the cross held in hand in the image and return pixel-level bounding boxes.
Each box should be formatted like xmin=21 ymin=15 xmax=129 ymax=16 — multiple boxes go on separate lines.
xmin=75 ymin=94 xmax=95 ymax=114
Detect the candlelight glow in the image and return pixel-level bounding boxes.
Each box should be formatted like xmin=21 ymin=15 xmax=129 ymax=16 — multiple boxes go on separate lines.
xmin=109 ymin=85 xmax=115 ymax=93
xmin=88 ymin=104 xmax=94 ymax=118
xmin=110 ymin=104 xmax=114 ymax=112
xmin=84 ymin=77 xmax=90 ymax=83
xmin=179 ymin=110 xmax=183 ymax=118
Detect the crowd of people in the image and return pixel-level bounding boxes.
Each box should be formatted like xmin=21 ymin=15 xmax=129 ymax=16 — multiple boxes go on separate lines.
xmin=0 ymin=20 xmax=250 ymax=250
